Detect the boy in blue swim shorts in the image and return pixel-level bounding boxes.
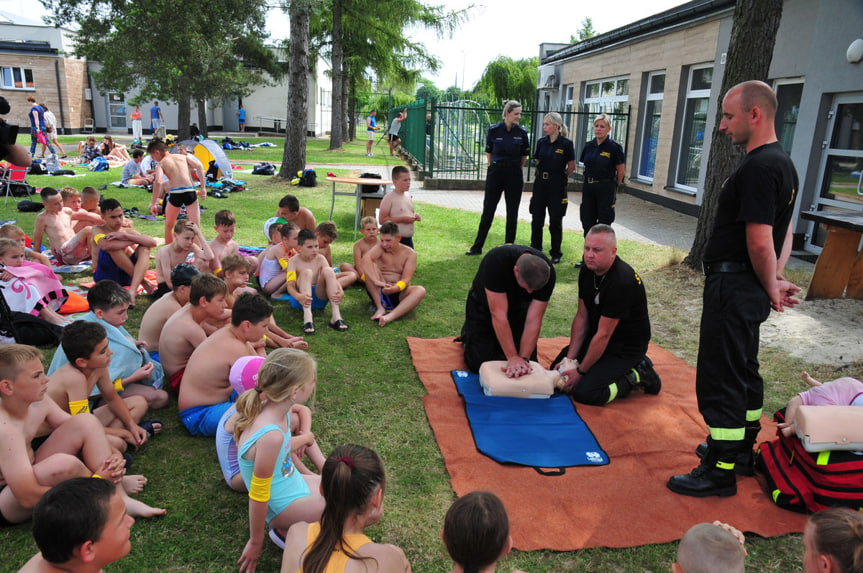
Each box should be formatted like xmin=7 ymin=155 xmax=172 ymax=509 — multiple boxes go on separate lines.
xmin=285 ymin=229 xmax=348 ymax=335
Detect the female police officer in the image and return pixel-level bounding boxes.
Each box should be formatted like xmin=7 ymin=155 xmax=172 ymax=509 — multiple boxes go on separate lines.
xmin=466 ymin=100 xmax=530 ymax=256
xmin=530 ymin=112 xmax=575 ymax=264
xmin=577 ymin=113 xmax=625 ymax=266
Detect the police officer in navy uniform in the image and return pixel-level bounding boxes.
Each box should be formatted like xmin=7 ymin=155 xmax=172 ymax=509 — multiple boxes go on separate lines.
xmin=530 ymin=112 xmax=575 ymax=264
xmin=577 ymin=113 xmax=625 ymax=266
xmin=466 ymin=100 xmax=530 ymax=256
xmin=667 ymin=80 xmax=801 ymax=498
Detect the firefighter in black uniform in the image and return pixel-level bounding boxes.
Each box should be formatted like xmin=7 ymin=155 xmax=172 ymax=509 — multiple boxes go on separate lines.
xmin=466 ymin=100 xmax=530 ymax=256
xmin=667 ymin=81 xmax=801 ymax=498
xmin=530 ymin=112 xmax=575 ymax=264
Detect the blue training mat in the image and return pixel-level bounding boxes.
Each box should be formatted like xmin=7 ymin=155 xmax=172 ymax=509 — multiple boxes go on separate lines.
xmin=452 ymin=370 xmax=608 ymax=470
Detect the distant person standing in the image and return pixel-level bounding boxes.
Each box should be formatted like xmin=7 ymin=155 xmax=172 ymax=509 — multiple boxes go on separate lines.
xmin=150 ymin=100 xmax=164 ymax=137
xmin=387 ymin=109 xmax=406 ymax=156
xmin=365 ymin=109 xmax=378 ymax=156
xmin=577 ymin=113 xmax=625 ymax=267
xmin=41 ymin=104 xmax=67 ymax=159
xmin=27 ymin=96 xmax=55 ymax=158
xmin=130 ymin=105 xmax=143 ymax=142
xmin=530 ymin=112 xmax=575 ymax=264
xmin=466 ymin=100 xmax=529 ymax=256
xmin=237 ymin=104 xmax=246 ymax=132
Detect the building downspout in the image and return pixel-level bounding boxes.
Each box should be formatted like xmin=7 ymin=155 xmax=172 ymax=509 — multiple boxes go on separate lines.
xmin=53 ymin=60 xmax=67 ymax=135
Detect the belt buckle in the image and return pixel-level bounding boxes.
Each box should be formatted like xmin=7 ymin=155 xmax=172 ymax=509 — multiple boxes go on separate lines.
xmin=542 ymin=172 xmax=549 ymax=180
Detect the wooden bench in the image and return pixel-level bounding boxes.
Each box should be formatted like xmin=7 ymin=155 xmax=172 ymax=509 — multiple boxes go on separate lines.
xmin=801 ymin=210 xmax=863 ymax=300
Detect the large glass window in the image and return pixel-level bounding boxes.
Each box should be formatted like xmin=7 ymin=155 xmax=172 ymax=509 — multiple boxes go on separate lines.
xmin=775 ymin=82 xmax=803 ymax=154
xmin=581 ymin=76 xmax=629 ymax=151
xmin=1 ymin=67 xmax=35 ymax=90
xmin=638 ymin=72 xmax=665 ymax=180
xmin=676 ymin=65 xmax=713 ymax=191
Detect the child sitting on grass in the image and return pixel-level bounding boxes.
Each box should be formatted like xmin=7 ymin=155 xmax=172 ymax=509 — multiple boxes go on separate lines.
xmin=286 ymin=229 xmax=348 ymax=334
xmin=259 ymin=221 xmax=299 ymax=299
xmin=674 ymin=522 xmax=746 ymax=573
xmin=0 ymin=239 xmax=69 ymax=327
xmin=443 ymin=491 xmax=526 ymax=573
xmin=315 ymin=221 xmax=357 ymax=289
xmin=139 ymin=263 xmax=200 ymax=357
xmin=32 ymin=187 xmax=96 ymax=266
xmin=0 ymin=345 xmax=165 ymax=525
xmin=46 ymin=321 xmax=160 ymax=454
xmin=153 ymin=220 xmax=214 ymax=300
xmin=48 ymin=280 xmax=168 ymax=411
xmin=276 ymin=194 xmax=316 ymax=232
xmin=18 ymin=477 xmax=135 ymax=572
xmin=347 ymin=216 xmax=380 ymax=284
xmin=209 ymin=209 xmax=259 ymax=275
xmin=0 ymin=223 xmax=53 ymax=267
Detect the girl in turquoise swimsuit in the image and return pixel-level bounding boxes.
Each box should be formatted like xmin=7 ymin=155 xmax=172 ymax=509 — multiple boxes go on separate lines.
xmin=234 ymin=348 xmax=325 ymax=573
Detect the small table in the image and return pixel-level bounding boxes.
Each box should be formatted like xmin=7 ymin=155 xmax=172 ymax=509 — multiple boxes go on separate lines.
xmin=800 ymin=210 xmax=863 ymax=300
xmin=326 ymin=176 xmax=392 ymax=239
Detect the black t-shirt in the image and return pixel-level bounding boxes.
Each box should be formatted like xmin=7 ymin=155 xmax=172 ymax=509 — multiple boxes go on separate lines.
xmin=486 ymin=122 xmax=530 ymax=163
xmin=535 ymin=135 xmax=575 ymax=176
xmin=579 ymin=137 xmax=625 ymax=179
xmin=577 ymin=256 xmax=650 ymax=354
xmin=468 ymin=245 xmax=555 ymax=317
xmin=705 ymin=142 xmax=798 ymax=263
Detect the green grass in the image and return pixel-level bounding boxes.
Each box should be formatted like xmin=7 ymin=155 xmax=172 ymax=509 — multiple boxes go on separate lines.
xmin=0 ymin=140 xmax=821 ymax=572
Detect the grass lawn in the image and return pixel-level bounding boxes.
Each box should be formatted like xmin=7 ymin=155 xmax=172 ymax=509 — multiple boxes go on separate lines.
xmin=0 ymin=136 xmax=824 ymax=572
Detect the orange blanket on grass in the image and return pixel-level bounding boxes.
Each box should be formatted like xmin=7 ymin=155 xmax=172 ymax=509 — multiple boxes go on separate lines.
xmin=407 ymin=336 xmax=807 ymax=551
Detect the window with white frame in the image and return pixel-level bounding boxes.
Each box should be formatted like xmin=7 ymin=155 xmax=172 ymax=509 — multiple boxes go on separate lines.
xmin=676 ymin=65 xmax=713 ymax=191
xmin=1 ymin=67 xmax=35 ymax=90
xmin=638 ymin=72 xmax=665 ymax=181
xmin=581 ymin=76 xmax=629 ymax=151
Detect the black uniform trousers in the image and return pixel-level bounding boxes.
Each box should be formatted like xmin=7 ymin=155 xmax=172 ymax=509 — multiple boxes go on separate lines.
xmin=552 ymin=341 xmax=644 ymax=406
xmin=695 ymin=271 xmax=770 ymax=442
xmin=471 ymin=164 xmax=523 ymax=251
xmin=530 ymin=173 xmax=568 ymax=258
xmin=461 ymin=288 xmax=536 ymax=373
xmin=579 ymin=179 xmax=616 ymax=235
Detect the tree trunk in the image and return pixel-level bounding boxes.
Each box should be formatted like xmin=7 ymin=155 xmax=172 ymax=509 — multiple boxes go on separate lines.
xmin=176 ymin=94 xmax=191 ymax=141
xmin=346 ymin=70 xmax=355 ymax=142
xmin=328 ymin=0 xmax=344 ymax=149
xmin=196 ymin=98 xmax=208 ymax=138
xmin=280 ymin=0 xmax=310 ymax=178
xmin=684 ymin=0 xmax=784 ymax=269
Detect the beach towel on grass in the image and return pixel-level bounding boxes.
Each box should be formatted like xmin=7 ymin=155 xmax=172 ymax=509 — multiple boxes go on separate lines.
xmin=452 ymin=370 xmax=607 ymax=470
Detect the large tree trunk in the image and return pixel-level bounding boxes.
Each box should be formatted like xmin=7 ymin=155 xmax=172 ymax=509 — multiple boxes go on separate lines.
xmin=684 ymin=0 xmax=784 ymax=269
xmin=328 ymin=0 xmax=344 ymax=149
xmin=196 ymin=98 xmax=208 ymax=138
xmin=280 ymin=0 xmax=310 ymax=178
xmin=176 ymin=94 xmax=191 ymax=141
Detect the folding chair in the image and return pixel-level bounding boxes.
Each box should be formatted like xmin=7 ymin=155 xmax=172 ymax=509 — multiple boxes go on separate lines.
xmin=0 ymin=162 xmax=33 ymax=205
xmin=0 ymin=162 xmax=34 ymax=205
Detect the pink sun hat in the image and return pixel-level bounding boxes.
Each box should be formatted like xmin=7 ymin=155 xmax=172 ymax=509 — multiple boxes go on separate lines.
xmin=230 ymin=355 xmax=266 ymax=395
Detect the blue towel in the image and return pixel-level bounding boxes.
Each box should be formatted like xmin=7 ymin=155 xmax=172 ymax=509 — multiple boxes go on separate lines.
xmin=452 ymin=370 xmax=608 ymax=469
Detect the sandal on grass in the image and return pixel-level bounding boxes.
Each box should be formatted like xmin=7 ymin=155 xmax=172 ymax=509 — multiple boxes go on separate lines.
xmin=140 ymin=419 xmax=162 ymax=439
xmin=302 ymin=322 xmax=315 ymax=335
xmin=328 ymin=319 xmax=349 ymax=332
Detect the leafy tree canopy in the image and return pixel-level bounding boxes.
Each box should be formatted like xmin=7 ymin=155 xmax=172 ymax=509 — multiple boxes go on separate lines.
xmin=570 ymin=17 xmax=597 ymax=43
xmin=471 ymin=56 xmax=538 ymax=107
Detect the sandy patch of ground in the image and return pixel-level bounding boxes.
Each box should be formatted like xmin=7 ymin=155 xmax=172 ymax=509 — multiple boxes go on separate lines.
xmin=761 ymin=298 xmax=863 ymax=365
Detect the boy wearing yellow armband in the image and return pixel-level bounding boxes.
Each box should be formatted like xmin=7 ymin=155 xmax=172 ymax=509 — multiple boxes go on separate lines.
xmin=362 ymin=221 xmax=426 ymax=327
xmin=46 ymin=321 xmax=160 ymax=454
xmin=285 ymin=229 xmax=348 ymax=334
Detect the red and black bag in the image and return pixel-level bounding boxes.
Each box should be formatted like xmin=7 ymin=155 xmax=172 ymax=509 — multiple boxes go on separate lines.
xmin=757 ymin=410 xmax=863 ymax=513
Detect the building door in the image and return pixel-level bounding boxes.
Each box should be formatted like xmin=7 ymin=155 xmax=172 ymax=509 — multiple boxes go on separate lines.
xmin=107 ymin=93 xmax=127 ymax=131
xmin=806 ymin=94 xmax=863 ymax=251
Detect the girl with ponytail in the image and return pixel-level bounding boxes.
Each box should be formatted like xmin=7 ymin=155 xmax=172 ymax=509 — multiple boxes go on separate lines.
xmin=804 ymin=507 xmax=863 ymax=573
xmin=281 ymin=444 xmax=411 ymax=573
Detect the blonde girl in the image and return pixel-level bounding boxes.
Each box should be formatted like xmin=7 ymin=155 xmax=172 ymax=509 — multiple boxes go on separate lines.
xmin=234 ymin=348 xmax=325 ymax=573
xmin=0 ymin=238 xmax=69 ymax=326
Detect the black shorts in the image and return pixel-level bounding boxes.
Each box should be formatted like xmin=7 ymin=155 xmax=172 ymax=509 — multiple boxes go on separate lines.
xmin=168 ymin=191 xmax=198 ymax=208
xmin=388 ymin=134 xmax=400 ymax=142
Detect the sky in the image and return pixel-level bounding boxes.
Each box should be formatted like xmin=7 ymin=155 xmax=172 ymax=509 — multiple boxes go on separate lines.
xmin=1 ymin=0 xmax=689 ymax=90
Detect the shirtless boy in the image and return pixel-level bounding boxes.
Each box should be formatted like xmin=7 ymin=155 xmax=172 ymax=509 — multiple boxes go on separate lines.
xmin=222 ymin=254 xmax=307 ymax=350
xmin=153 ymin=220 xmax=213 ymax=299
xmin=19 ymin=477 xmax=135 ymax=573
xmin=32 ymin=187 xmax=100 ymax=265
xmin=147 ymin=139 xmax=205 ymax=244
xmin=277 ymin=194 xmax=316 ymax=232
xmin=0 ymin=345 xmax=164 ymax=525
xmin=316 ymin=221 xmax=357 ymax=289
xmin=80 ymin=186 xmax=100 ymax=215
xmin=286 ymin=229 xmax=348 ymax=334
xmin=177 ymin=293 xmax=270 ymax=436
xmin=139 ymin=264 xmax=200 ymax=359
xmin=347 ymin=216 xmax=380 ymax=282
xmin=45 ymin=322 xmax=153 ymax=453
xmin=259 ymin=221 xmax=299 ymax=298
xmin=159 ymin=274 xmax=228 ymax=394
xmin=363 ymin=221 xmax=426 ymax=327
xmin=208 ymin=209 xmax=259 ymax=275
xmin=91 ymin=199 xmax=157 ymax=305
xmin=379 ymin=165 xmax=420 ymax=248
